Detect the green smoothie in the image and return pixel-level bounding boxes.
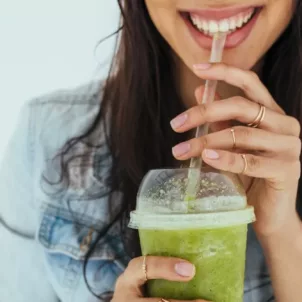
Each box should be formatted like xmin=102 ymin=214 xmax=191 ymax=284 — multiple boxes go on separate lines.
xmin=128 ymin=168 xmax=255 ymax=302
xmin=139 ymin=224 xmax=247 ymax=302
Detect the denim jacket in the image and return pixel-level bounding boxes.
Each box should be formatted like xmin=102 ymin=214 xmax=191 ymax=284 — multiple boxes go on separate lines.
xmin=0 ymin=81 xmax=274 ymax=302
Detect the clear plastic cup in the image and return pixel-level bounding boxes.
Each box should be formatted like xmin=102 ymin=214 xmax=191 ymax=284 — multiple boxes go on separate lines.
xmin=129 ymin=167 xmax=255 ymax=302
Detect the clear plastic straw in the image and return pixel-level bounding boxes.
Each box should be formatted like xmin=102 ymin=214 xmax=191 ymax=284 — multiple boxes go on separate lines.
xmin=185 ymin=32 xmax=228 ymax=202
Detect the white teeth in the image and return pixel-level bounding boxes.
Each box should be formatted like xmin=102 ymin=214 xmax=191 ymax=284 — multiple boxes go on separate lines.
xmin=191 ymin=17 xmax=198 ymax=25
xmin=189 ymin=8 xmax=255 ymax=35
xmin=218 ymin=19 xmax=229 ymax=32
xmin=195 ymin=19 xmax=201 ymax=29
xmin=229 ymin=18 xmax=237 ymax=30
xmin=236 ymin=15 xmax=244 ymax=28
xmin=202 ymin=20 xmax=209 ymax=31
xmin=209 ymin=20 xmax=219 ymax=33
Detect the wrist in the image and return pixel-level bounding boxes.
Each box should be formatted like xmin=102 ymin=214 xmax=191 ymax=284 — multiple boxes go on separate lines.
xmin=257 ymin=214 xmax=302 ymax=252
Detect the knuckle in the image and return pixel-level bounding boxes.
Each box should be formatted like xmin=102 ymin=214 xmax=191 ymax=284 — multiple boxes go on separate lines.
xmin=242 ymin=79 xmax=250 ymax=92
xmin=200 ymin=135 xmax=209 ymax=149
xmin=295 ymin=162 xmax=301 ymax=179
xmin=291 ymin=161 xmax=301 ymax=180
xmin=230 ymin=96 xmax=247 ymax=113
xmin=297 ymin=138 xmax=302 ymax=154
xmin=291 ymin=137 xmax=302 ymax=157
xmin=231 ymin=96 xmax=246 ymax=105
xmin=127 ymin=258 xmax=138 ymax=271
xmin=247 ymin=155 xmax=260 ymax=173
xmin=114 ymin=273 xmax=126 ymax=291
xmin=197 ymin=103 xmax=208 ymax=118
xmin=227 ymin=153 xmax=237 ymax=168
xmin=249 ymin=70 xmax=260 ymax=80
xmin=123 ymin=257 xmax=140 ymax=280
xmin=290 ymin=117 xmax=301 ymax=136
xmin=241 ymin=71 xmax=258 ymax=92
xmin=235 ymin=126 xmax=253 ymax=143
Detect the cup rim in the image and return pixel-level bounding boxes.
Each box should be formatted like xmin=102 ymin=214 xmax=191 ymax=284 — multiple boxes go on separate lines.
xmin=128 ymin=206 xmax=255 ymax=230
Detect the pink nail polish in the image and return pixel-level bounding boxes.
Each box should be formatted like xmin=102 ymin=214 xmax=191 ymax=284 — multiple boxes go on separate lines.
xmin=193 ymin=63 xmax=211 ymax=70
xmin=172 ymin=143 xmax=191 ymax=157
xmin=175 ymin=262 xmax=195 ymax=277
xmin=170 ymin=114 xmax=188 ymax=129
xmin=204 ymin=149 xmax=220 ymax=159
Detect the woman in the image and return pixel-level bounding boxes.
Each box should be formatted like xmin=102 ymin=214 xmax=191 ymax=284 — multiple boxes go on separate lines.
xmin=1 ymin=0 xmax=302 ymax=301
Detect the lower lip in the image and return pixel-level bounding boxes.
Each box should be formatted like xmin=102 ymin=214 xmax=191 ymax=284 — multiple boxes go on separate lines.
xmin=182 ymin=8 xmax=262 ymax=50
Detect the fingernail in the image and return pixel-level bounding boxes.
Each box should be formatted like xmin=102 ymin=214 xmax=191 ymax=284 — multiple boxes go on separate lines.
xmin=193 ymin=63 xmax=211 ymax=70
xmin=170 ymin=114 xmax=188 ymax=129
xmin=172 ymin=143 xmax=191 ymax=157
xmin=175 ymin=262 xmax=195 ymax=277
xmin=204 ymin=149 xmax=220 ymax=159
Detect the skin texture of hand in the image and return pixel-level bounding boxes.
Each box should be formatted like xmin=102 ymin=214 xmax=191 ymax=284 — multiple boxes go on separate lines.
xmin=170 ymin=63 xmax=302 ymax=238
xmin=112 ymin=256 xmax=210 ymax=302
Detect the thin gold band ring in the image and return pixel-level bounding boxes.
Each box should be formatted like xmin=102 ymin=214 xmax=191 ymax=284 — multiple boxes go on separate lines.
xmin=241 ymin=154 xmax=248 ymax=174
xmin=247 ymin=104 xmax=266 ymax=128
xmin=230 ymin=128 xmax=236 ymax=149
xmin=142 ymin=255 xmax=148 ymax=281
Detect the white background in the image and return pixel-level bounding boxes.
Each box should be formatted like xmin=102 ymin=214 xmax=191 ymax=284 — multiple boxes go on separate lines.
xmin=0 ymin=0 xmax=120 ymax=156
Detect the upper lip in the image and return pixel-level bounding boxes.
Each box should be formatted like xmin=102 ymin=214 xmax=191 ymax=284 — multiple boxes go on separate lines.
xmin=179 ymin=5 xmax=262 ymax=20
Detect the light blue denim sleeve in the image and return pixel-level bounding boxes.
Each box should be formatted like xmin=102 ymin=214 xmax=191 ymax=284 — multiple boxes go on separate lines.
xmin=0 ymin=103 xmax=59 ymax=302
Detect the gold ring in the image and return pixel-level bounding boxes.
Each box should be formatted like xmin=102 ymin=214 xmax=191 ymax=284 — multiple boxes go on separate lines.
xmin=142 ymin=255 xmax=148 ymax=281
xmin=230 ymin=128 xmax=236 ymax=149
xmin=159 ymin=299 xmax=170 ymax=302
xmin=247 ymin=104 xmax=266 ymax=128
xmin=241 ymin=154 xmax=248 ymax=174
xmin=258 ymin=106 xmax=266 ymax=126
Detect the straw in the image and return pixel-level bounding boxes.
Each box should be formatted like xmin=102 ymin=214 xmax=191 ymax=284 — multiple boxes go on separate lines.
xmin=185 ymin=32 xmax=228 ymax=202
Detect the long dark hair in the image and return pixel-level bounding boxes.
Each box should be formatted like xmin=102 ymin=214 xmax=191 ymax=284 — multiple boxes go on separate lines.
xmin=54 ymin=0 xmax=302 ymax=299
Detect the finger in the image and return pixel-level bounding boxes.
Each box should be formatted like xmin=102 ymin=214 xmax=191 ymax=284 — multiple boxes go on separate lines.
xmin=112 ymin=291 xmax=211 ymax=302
xmin=201 ymin=149 xmax=300 ymax=182
xmin=194 ymin=85 xmax=220 ymax=105
xmin=112 ymin=292 xmax=211 ymax=302
xmin=118 ymin=256 xmax=195 ymax=289
xmin=194 ymin=85 xmax=204 ymax=104
xmin=209 ymin=120 xmax=231 ymax=132
xmin=170 ymin=97 xmax=300 ymax=137
xmin=137 ymin=298 xmax=211 ymax=302
xmin=193 ymin=63 xmax=284 ymax=114
xmin=172 ymin=127 xmax=301 ymax=160
xmin=195 ymin=86 xmax=230 ymax=132
xmin=195 ymin=86 xmax=229 ymax=132
xmin=112 ymin=293 xmax=211 ymax=302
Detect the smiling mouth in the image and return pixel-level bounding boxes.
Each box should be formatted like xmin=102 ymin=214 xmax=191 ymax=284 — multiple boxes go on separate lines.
xmin=181 ymin=7 xmax=262 ymax=37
